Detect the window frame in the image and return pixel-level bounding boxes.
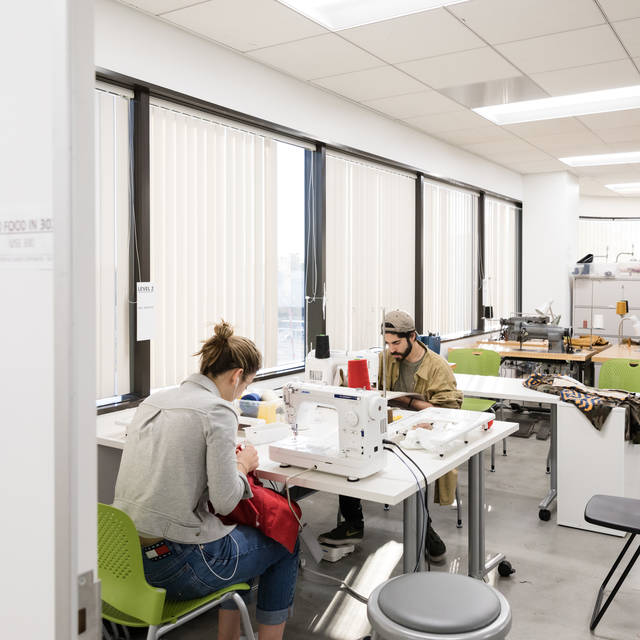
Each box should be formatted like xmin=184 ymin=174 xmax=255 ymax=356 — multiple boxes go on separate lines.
xmin=95 ymin=68 xmax=522 ymax=412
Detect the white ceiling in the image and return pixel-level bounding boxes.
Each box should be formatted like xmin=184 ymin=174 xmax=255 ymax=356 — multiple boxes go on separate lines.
xmin=117 ymin=0 xmax=640 ymax=197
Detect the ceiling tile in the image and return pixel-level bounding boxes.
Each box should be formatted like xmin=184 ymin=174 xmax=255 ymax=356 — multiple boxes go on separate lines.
xmin=448 ymin=0 xmax=604 ymax=45
xmin=405 ymin=109 xmax=500 ymax=134
xmin=505 ymin=117 xmax=590 ymax=138
xmin=523 ymin=132 xmax=610 ymax=156
xmin=311 ymin=66 xmax=425 ymax=102
xmin=574 ymin=165 xmax=640 ymax=179
xmin=477 ymin=148 xmax=555 ymax=164
xmin=599 ymin=0 xmax=640 ymax=22
xmin=162 ymin=0 xmax=326 ymax=52
xmin=508 ymin=159 xmax=571 ymax=173
xmin=530 ymin=59 xmax=640 ymax=96
xmin=595 ymin=125 xmax=640 ymax=143
xmin=495 ymin=25 xmax=627 ymax=74
xmin=246 ymin=34 xmax=380 ymax=80
xmin=463 ymin=138 xmax=544 ymax=155
xmin=613 ymin=18 xmax=640 ymax=57
xmin=404 ymin=109 xmax=500 ymax=133
xmin=362 ymin=90 xmax=465 ymax=120
xmin=337 ymin=8 xmax=484 ymax=64
xmin=579 ymin=108 xmax=640 ymax=131
xmin=398 ymin=47 xmax=521 ymax=90
xmin=435 ymin=126 xmax=517 ymax=146
xmin=579 ymin=177 xmax=619 ymax=197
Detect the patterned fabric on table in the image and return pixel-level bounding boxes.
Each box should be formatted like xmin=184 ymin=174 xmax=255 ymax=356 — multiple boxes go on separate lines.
xmin=523 ymin=373 xmax=640 ymax=444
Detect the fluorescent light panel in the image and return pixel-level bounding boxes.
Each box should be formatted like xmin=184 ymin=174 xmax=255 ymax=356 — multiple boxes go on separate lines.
xmin=606 ymin=182 xmax=640 ymax=194
xmin=474 ymin=85 xmax=640 ymax=125
xmin=560 ymin=151 xmax=640 ymax=167
xmin=277 ymin=0 xmax=469 ymax=31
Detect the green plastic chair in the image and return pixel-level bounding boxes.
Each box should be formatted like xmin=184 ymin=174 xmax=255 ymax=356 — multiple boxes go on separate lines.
xmin=448 ymin=348 xmax=505 ymax=471
xmin=598 ymin=358 xmax=640 ymax=393
xmin=98 ymin=504 xmax=255 ymax=640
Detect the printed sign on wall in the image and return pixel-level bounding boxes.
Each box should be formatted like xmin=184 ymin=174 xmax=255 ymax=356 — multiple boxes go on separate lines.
xmin=137 ymin=282 xmax=156 ymax=341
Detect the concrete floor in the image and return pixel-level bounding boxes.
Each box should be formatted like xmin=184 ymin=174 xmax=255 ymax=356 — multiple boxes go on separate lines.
xmin=120 ymin=411 xmax=640 ymax=640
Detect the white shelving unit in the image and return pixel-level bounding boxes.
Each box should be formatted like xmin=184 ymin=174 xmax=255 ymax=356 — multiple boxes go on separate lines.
xmin=572 ymin=272 xmax=640 ymax=340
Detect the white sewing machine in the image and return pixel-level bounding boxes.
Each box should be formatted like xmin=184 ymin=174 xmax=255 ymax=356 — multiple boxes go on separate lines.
xmin=389 ymin=407 xmax=495 ymax=458
xmin=305 ymin=348 xmax=380 ymax=388
xmin=268 ymin=381 xmax=387 ymax=480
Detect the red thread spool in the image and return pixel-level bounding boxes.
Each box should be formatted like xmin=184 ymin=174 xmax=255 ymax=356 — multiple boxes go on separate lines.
xmin=348 ymin=359 xmax=370 ymax=390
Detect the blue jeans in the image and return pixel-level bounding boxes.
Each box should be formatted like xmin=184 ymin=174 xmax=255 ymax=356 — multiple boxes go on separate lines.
xmin=142 ymin=525 xmax=299 ymax=625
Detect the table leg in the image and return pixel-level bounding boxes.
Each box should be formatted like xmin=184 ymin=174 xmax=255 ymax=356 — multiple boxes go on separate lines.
xmin=416 ymin=489 xmax=426 ymax=571
xmin=467 ymin=450 xmax=484 ymax=578
xmin=403 ymin=493 xmax=418 ymax=573
xmin=538 ymin=403 xmax=557 ymax=521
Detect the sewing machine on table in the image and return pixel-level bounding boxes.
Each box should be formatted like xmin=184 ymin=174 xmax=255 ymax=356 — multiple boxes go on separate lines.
xmin=268 ymin=381 xmax=387 ymax=481
xmin=305 ymin=348 xmax=380 ymax=388
xmin=500 ymin=315 xmax=573 ymax=353
xmin=389 ymin=407 xmax=495 ymax=458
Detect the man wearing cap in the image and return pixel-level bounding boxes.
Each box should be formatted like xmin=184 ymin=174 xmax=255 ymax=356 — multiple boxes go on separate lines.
xmin=318 ymin=310 xmax=463 ymax=562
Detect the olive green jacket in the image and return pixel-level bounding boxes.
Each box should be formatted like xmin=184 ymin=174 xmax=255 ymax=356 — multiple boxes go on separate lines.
xmin=378 ymin=342 xmax=463 ymax=409
xmin=379 ymin=342 xmax=463 ymax=504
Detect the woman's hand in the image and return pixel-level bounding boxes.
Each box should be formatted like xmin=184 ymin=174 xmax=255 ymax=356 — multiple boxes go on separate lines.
xmin=236 ymin=444 xmax=259 ymax=474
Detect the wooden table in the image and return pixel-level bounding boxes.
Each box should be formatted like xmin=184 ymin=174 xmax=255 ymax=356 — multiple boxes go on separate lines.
xmin=592 ymin=344 xmax=640 ymax=363
xmin=457 ymin=340 xmax=606 ymax=384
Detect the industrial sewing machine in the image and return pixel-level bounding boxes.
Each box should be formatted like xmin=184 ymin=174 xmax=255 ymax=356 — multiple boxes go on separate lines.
xmin=500 ymin=315 xmax=573 ymax=353
xmin=305 ymin=348 xmax=380 ymax=388
xmin=268 ymin=381 xmax=387 ymax=480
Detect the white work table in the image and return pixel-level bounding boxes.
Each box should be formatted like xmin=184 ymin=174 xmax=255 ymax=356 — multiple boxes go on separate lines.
xmin=97 ymin=407 xmax=517 ymax=577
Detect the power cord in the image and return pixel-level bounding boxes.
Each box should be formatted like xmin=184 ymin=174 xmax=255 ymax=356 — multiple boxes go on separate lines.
xmin=384 ymin=446 xmax=427 ymax=572
xmin=383 ymin=439 xmax=432 ymax=570
xmin=300 ymin=564 xmax=369 ymax=604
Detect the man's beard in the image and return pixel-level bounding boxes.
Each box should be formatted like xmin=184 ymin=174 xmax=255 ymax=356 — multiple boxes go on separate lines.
xmin=391 ymin=341 xmax=412 ymax=360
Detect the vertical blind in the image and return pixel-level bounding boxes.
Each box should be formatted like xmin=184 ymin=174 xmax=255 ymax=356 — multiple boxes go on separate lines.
xmin=578 ymin=218 xmax=640 ymax=263
xmin=325 ymin=153 xmax=415 ymax=351
xmin=149 ymin=101 xmax=309 ymax=389
xmin=95 ymin=86 xmax=131 ymax=400
xmin=484 ymin=197 xmax=518 ymax=326
xmin=423 ymin=181 xmax=478 ymax=336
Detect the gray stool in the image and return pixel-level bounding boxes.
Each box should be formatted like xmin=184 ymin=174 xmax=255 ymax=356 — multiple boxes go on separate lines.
xmin=367 ymin=573 xmax=511 ymax=640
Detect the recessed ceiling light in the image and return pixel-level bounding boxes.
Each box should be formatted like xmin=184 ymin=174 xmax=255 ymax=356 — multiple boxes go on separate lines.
xmin=277 ymin=0 xmax=470 ymax=31
xmin=474 ymin=85 xmax=640 ymax=125
xmin=606 ymin=182 xmax=640 ymax=195
xmin=559 ymin=151 xmax=640 ymax=167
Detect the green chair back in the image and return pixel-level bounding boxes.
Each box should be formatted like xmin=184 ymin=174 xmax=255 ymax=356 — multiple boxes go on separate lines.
xmin=98 ymin=503 xmax=166 ymax=625
xmin=598 ymin=358 xmax=640 ymax=393
xmin=448 ymin=348 xmax=501 ymax=377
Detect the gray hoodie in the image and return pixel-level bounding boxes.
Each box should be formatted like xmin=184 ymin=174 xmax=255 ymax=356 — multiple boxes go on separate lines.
xmin=113 ymin=373 xmax=252 ymax=544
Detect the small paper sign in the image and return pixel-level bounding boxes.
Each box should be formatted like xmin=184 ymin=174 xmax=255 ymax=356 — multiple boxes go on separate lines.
xmin=136 ymin=282 xmax=155 ymax=341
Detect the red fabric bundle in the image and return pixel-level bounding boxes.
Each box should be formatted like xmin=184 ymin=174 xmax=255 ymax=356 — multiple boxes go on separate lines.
xmin=213 ymin=474 xmax=301 ymax=553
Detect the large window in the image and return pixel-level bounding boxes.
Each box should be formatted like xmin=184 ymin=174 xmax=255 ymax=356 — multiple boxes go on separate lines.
xmin=149 ymin=100 xmax=307 ymax=389
xmin=423 ymin=181 xmax=478 ymax=337
xmin=483 ymin=197 xmax=519 ymax=328
xmin=578 ymin=218 xmax=640 ymax=263
xmin=325 ymin=153 xmax=416 ymax=351
xmin=95 ymin=84 xmax=132 ymax=401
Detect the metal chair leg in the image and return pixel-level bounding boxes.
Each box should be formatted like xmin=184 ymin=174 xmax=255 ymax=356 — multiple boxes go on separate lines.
xmin=145 ymin=625 xmax=158 ymax=640
xmin=232 ymin=592 xmax=256 ymax=640
xmin=455 ymin=486 xmax=462 ymax=528
xmin=590 ymin=534 xmax=640 ymax=631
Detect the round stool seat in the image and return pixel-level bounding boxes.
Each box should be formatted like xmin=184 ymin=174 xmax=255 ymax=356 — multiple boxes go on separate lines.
xmin=368 ymin=573 xmax=511 ymax=640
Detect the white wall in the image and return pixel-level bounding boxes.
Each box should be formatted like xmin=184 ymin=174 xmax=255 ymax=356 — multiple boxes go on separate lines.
xmin=0 ymin=1 xmax=96 ymax=638
xmin=94 ymin=0 xmax=523 ymax=201
xmin=522 ymin=172 xmax=579 ymax=325
xmin=580 ymin=195 xmax=640 ymax=218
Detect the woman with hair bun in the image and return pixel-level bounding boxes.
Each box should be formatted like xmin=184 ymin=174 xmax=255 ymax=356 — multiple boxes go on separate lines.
xmin=113 ymin=320 xmax=298 ymax=640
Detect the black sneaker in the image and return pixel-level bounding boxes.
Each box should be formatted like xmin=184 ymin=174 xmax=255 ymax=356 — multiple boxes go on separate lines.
xmin=318 ymin=522 xmax=364 ymax=545
xmin=425 ymin=525 xmax=446 ymax=563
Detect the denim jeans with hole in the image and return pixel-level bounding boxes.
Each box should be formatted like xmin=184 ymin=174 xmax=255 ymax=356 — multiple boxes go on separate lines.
xmin=142 ymin=525 xmax=299 ymax=625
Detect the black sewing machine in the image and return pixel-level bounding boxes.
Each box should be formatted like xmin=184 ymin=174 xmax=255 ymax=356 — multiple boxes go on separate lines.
xmin=500 ymin=316 xmax=573 ymax=354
